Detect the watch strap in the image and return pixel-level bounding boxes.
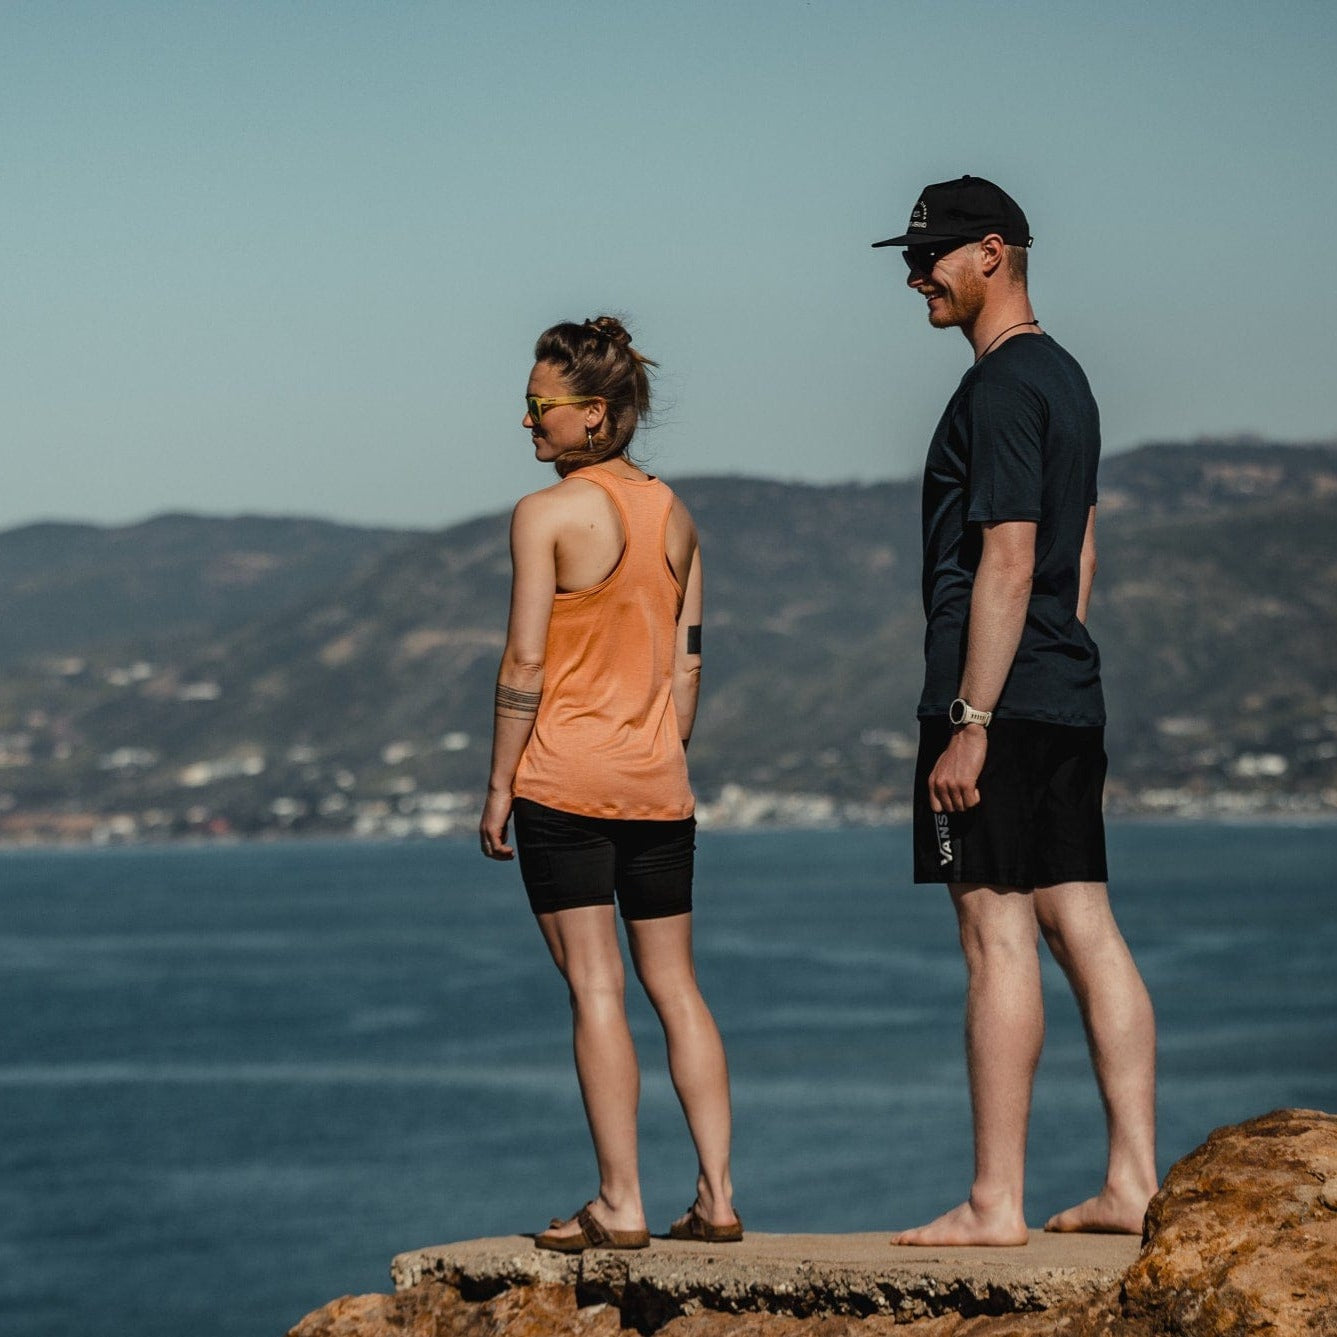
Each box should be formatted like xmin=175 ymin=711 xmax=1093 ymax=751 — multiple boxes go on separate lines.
xmin=949 ymin=698 xmax=993 ymax=728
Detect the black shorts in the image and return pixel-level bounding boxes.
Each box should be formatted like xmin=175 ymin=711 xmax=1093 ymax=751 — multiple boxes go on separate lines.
xmin=512 ymin=798 xmax=695 ymax=920
xmin=912 ymin=718 xmax=1108 ymax=888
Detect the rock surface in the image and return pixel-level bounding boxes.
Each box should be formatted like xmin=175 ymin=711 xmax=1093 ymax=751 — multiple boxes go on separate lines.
xmin=1122 ymin=1106 xmax=1337 ymax=1335
xmin=288 ymin=1108 xmax=1337 ymax=1336
xmin=388 ymin=1229 xmax=1137 ymax=1327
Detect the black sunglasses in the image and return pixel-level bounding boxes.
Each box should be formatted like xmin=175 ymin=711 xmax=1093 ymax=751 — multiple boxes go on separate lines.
xmin=902 ymin=238 xmax=974 ymax=275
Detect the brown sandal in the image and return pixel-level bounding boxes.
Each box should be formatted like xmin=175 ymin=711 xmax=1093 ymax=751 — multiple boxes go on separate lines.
xmin=535 ymin=1205 xmax=650 ymax=1253
xmin=668 ymin=1203 xmax=744 ymax=1243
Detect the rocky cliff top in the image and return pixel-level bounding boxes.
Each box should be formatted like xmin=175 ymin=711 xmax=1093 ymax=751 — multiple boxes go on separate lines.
xmin=290 ymin=1107 xmax=1337 ymax=1336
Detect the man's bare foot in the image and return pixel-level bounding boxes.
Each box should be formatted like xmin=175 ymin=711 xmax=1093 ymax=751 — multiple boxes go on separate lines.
xmin=890 ymin=1199 xmax=1028 ymax=1247
xmin=1044 ymin=1185 xmax=1153 ymax=1234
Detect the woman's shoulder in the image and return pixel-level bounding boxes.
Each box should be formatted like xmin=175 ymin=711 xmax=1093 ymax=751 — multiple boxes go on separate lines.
xmin=511 ymin=474 xmax=617 ymax=527
xmin=509 ymin=482 xmax=570 ymax=538
xmin=652 ymin=474 xmax=688 ymax=511
xmin=665 ymin=488 xmax=697 ymax=550
xmin=515 ymin=472 xmax=603 ymax=507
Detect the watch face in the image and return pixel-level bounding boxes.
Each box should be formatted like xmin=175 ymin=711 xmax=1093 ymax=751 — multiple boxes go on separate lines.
xmin=949 ymin=699 xmax=966 ymax=725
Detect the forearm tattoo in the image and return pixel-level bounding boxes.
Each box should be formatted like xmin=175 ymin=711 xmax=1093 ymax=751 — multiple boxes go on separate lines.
xmin=686 ymin=625 xmax=702 ymax=655
xmin=495 ymin=683 xmax=541 ymax=719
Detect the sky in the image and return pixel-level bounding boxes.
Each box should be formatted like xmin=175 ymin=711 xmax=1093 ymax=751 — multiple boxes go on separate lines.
xmin=2 ymin=0 xmax=1334 ymax=534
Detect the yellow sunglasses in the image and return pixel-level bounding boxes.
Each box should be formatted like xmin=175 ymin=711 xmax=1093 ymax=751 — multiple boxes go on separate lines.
xmin=525 ymin=394 xmax=596 ymax=424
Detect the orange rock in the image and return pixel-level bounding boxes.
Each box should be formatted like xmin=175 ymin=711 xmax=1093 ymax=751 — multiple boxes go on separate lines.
xmin=1121 ymin=1107 xmax=1337 ymax=1335
xmin=287 ymin=1282 xmax=621 ymax=1337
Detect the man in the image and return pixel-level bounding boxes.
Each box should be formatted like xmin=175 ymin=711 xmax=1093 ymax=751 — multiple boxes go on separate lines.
xmin=873 ymin=176 xmax=1157 ymax=1246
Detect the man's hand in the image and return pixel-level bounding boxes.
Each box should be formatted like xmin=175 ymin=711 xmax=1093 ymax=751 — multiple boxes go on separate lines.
xmin=928 ymin=726 xmax=988 ymax=813
xmin=479 ymin=789 xmax=515 ymax=860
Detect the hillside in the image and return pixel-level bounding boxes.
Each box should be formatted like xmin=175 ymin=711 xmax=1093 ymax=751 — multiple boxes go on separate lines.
xmin=0 ymin=440 xmax=1333 ymax=840
xmin=0 ymin=513 xmax=418 ymax=664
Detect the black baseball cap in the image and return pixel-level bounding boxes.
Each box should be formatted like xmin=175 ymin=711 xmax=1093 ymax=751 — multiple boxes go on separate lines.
xmin=872 ymin=175 xmax=1032 ymax=249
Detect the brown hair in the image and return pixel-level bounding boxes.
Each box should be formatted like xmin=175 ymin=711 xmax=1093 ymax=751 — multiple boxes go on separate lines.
xmin=534 ymin=316 xmax=657 ymax=477
xmin=1004 ymin=244 xmax=1029 ymax=284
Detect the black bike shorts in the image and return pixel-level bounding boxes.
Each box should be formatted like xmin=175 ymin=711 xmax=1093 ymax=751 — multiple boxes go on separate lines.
xmin=512 ymin=797 xmax=696 ymax=920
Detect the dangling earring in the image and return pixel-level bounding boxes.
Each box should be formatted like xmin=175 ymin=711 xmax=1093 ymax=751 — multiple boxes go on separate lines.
xmin=586 ymin=427 xmax=597 ymax=451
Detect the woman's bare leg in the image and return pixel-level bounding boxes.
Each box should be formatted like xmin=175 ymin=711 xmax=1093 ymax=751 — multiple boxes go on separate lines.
xmin=536 ymin=904 xmax=646 ymax=1235
xmin=625 ymin=912 xmax=738 ymax=1226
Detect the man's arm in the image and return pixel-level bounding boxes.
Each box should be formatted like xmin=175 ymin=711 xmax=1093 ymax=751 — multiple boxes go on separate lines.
xmin=927 ymin=519 xmax=1036 ymax=813
xmin=1076 ymin=505 xmax=1097 ymax=626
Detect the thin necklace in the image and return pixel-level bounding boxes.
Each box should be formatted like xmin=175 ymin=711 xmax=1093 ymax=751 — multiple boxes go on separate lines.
xmin=977 ymin=319 xmax=1040 ymax=360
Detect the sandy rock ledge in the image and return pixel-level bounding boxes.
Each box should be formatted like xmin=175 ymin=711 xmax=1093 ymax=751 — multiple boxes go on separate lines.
xmin=289 ymin=1108 xmax=1337 ymax=1336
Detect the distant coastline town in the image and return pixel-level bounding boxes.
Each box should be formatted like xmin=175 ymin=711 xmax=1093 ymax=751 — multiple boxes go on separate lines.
xmin=1 ymin=750 xmax=1332 ymax=850
xmin=2 ymin=701 xmax=1334 ymax=849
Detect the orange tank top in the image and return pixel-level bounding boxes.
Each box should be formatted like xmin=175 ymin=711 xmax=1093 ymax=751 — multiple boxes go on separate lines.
xmin=513 ymin=471 xmax=694 ymax=821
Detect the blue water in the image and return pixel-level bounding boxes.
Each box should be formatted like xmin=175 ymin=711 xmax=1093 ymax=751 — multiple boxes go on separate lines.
xmin=1 ymin=825 xmax=1335 ymax=1337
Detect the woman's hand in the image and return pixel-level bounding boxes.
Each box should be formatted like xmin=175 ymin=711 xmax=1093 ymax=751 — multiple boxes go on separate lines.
xmin=479 ymin=788 xmax=515 ymax=860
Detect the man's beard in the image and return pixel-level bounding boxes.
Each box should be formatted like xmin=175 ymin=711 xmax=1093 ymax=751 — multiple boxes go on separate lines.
xmin=927 ymin=270 xmax=986 ymax=330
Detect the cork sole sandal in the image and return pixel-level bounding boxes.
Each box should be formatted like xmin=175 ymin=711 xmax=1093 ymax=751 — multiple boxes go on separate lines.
xmin=535 ymin=1204 xmax=650 ymax=1253
xmin=668 ymin=1203 xmax=744 ymax=1243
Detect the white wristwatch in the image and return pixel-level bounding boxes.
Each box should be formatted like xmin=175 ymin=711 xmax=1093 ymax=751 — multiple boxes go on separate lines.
xmin=949 ymin=698 xmax=993 ymax=728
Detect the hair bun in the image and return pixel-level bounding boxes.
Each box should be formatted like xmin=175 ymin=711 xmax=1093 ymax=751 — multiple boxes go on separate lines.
xmin=585 ymin=316 xmax=632 ymax=349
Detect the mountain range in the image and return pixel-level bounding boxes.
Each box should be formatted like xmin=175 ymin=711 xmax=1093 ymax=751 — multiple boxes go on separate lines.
xmin=1 ymin=438 xmax=1333 ymax=839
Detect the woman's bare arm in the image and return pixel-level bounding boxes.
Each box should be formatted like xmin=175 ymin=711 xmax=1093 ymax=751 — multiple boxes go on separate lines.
xmin=673 ymin=546 xmax=704 ymax=749
xmin=480 ymin=493 xmax=557 ymax=858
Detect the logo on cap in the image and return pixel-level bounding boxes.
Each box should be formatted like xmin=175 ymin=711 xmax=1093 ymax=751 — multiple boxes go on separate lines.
xmin=909 ymin=198 xmax=927 ymax=231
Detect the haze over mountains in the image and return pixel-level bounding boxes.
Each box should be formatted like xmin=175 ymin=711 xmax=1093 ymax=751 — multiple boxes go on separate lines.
xmin=1 ymin=439 xmax=1333 ymax=841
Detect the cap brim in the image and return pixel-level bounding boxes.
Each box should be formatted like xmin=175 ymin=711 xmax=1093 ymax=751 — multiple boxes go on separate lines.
xmin=871 ymin=231 xmax=973 ymax=249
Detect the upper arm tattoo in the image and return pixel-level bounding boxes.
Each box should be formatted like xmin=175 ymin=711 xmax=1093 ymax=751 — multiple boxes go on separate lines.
xmin=495 ymin=683 xmax=541 ymax=718
xmin=685 ymin=625 xmax=702 ymax=656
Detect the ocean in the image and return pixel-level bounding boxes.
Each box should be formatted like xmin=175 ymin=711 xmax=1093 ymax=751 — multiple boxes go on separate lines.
xmin=2 ymin=824 xmax=1334 ymax=1337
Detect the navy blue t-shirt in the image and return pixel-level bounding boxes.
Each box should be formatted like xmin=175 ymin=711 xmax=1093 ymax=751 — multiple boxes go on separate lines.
xmin=919 ymin=332 xmax=1105 ymax=725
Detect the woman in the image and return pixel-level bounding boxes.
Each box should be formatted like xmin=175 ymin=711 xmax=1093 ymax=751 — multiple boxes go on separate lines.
xmin=480 ymin=316 xmax=741 ymax=1252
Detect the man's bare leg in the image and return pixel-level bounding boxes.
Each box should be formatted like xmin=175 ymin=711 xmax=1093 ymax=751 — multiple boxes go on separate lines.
xmin=891 ymin=885 xmax=1040 ymax=1247
xmin=1034 ymin=881 xmax=1158 ymax=1233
